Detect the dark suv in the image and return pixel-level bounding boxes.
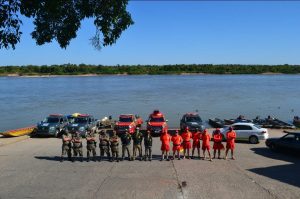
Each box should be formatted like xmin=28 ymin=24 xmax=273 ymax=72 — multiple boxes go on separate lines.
xmin=66 ymin=114 xmax=96 ymax=137
xmin=180 ymin=113 xmax=205 ymax=132
xmin=35 ymin=114 xmax=69 ymax=137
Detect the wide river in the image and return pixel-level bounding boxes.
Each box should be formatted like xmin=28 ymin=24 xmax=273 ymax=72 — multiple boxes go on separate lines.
xmin=0 ymin=75 xmax=299 ymax=131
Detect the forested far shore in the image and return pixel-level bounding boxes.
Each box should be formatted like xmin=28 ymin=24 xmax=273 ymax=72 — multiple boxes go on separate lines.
xmin=1 ymin=64 xmax=300 ymax=76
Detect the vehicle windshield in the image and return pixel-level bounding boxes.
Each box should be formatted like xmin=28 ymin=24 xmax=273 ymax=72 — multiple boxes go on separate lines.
xmin=74 ymin=117 xmax=88 ymax=124
xmin=45 ymin=117 xmax=59 ymax=123
xmin=186 ymin=116 xmax=202 ymax=122
xmin=149 ymin=117 xmax=165 ymax=122
xmin=254 ymin=125 xmax=261 ymax=129
xmin=119 ymin=117 xmax=133 ymax=122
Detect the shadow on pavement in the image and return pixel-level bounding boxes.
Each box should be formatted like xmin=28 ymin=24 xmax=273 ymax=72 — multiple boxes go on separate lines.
xmin=249 ymin=147 xmax=300 ymax=188
xmin=34 ymin=154 xmax=184 ymax=162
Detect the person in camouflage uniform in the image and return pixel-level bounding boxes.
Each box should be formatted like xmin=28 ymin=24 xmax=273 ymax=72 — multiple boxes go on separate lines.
xmin=86 ymin=128 xmax=97 ymax=162
xmin=72 ymin=131 xmax=83 ymax=162
xmin=109 ymin=130 xmax=119 ymax=162
xmin=99 ymin=130 xmax=110 ymax=161
xmin=60 ymin=129 xmax=72 ymax=162
xmin=121 ymin=129 xmax=132 ymax=161
xmin=143 ymin=130 xmax=153 ymax=161
xmin=132 ymin=127 xmax=143 ymax=161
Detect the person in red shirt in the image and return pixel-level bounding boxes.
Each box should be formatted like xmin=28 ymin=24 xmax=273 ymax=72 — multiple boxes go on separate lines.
xmin=212 ymin=128 xmax=224 ymax=159
xmin=225 ymin=127 xmax=237 ymax=160
xmin=181 ymin=127 xmax=192 ymax=159
xmin=171 ymin=130 xmax=183 ymax=160
xmin=202 ymin=129 xmax=212 ymax=161
xmin=191 ymin=128 xmax=201 ymax=159
xmin=160 ymin=129 xmax=171 ymax=161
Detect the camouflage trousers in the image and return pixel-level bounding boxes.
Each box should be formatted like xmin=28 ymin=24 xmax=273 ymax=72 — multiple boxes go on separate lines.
xmin=73 ymin=145 xmax=83 ymax=157
xmin=133 ymin=144 xmax=142 ymax=160
xmin=87 ymin=144 xmax=96 ymax=158
xmin=111 ymin=147 xmax=119 ymax=161
xmin=100 ymin=146 xmax=110 ymax=158
xmin=122 ymin=144 xmax=131 ymax=159
xmin=144 ymin=146 xmax=152 ymax=160
xmin=61 ymin=144 xmax=72 ymax=158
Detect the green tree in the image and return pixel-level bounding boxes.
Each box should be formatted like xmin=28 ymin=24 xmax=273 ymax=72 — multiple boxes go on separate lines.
xmin=0 ymin=0 xmax=133 ymax=49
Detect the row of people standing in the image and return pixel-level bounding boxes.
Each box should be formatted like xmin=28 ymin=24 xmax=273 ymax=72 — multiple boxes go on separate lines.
xmin=160 ymin=127 xmax=237 ymax=161
xmin=60 ymin=127 xmax=236 ymax=162
xmin=60 ymin=127 xmax=153 ymax=162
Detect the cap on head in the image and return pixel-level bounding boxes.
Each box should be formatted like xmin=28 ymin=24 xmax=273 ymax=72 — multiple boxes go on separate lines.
xmin=216 ymin=128 xmax=220 ymax=131
xmin=203 ymin=129 xmax=207 ymax=133
xmin=136 ymin=127 xmax=139 ymax=130
xmin=175 ymin=130 xmax=179 ymax=134
xmin=229 ymin=127 xmax=233 ymax=131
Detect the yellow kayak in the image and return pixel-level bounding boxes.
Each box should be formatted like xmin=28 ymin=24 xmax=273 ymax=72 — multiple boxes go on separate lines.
xmin=1 ymin=126 xmax=36 ymax=137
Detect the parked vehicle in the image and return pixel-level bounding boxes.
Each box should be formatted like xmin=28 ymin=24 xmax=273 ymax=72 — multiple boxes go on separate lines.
xmin=147 ymin=110 xmax=168 ymax=136
xmin=66 ymin=114 xmax=96 ymax=137
xmin=180 ymin=113 xmax=205 ymax=132
xmin=209 ymin=118 xmax=225 ymax=128
xmin=224 ymin=115 xmax=252 ymax=125
xmin=35 ymin=114 xmax=69 ymax=137
xmin=266 ymin=131 xmax=300 ymax=153
xmin=253 ymin=116 xmax=295 ymax=129
xmin=220 ymin=122 xmax=269 ymax=144
xmin=115 ymin=114 xmax=139 ymax=135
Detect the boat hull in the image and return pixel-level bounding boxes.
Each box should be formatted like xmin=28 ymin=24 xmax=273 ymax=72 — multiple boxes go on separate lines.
xmin=1 ymin=126 xmax=36 ymax=137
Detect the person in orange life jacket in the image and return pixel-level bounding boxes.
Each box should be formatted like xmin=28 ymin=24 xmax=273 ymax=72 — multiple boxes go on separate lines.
xmin=181 ymin=127 xmax=192 ymax=159
xmin=191 ymin=128 xmax=201 ymax=159
xmin=201 ymin=129 xmax=212 ymax=161
xmin=171 ymin=130 xmax=183 ymax=160
xmin=160 ymin=129 xmax=171 ymax=161
xmin=225 ymin=126 xmax=237 ymax=160
xmin=212 ymin=128 xmax=224 ymax=159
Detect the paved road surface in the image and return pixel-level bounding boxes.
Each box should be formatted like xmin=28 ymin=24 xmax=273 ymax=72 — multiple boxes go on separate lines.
xmin=0 ymin=130 xmax=299 ymax=199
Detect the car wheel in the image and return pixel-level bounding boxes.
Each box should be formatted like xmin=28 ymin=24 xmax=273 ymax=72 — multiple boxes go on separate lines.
xmin=249 ymin=136 xmax=259 ymax=144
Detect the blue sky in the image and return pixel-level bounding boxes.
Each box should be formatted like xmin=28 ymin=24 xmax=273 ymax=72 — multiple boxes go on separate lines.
xmin=1 ymin=1 xmax=300 ymax=66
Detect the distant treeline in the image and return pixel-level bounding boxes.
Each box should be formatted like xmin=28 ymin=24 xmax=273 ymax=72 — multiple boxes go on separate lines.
xmin=1 ymin=64 xmax=300 ymax=76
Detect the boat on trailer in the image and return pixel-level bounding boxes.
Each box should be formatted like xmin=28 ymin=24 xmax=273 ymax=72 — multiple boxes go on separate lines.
xmin=209 ymin=118 xmax=225 ymax=128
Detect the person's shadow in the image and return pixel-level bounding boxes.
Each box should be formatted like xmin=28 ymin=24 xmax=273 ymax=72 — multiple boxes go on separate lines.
xmin=249 ymin=147 xmax=300 ymax=188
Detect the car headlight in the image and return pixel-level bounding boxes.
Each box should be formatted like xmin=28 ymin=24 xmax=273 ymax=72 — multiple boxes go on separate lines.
xmin=79 ymin=127 xmax=85 ymax=131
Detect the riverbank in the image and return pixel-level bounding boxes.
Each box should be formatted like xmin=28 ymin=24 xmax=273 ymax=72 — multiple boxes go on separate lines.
xmin=1 ymin=64 xmax=300 ymax=76
xmin=1 ymin=72 xmax=300 ymax=77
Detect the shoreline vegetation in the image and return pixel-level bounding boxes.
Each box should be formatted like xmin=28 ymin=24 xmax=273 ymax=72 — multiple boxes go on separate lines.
xmin=1 ymin=64 xmax=300 ymax=76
